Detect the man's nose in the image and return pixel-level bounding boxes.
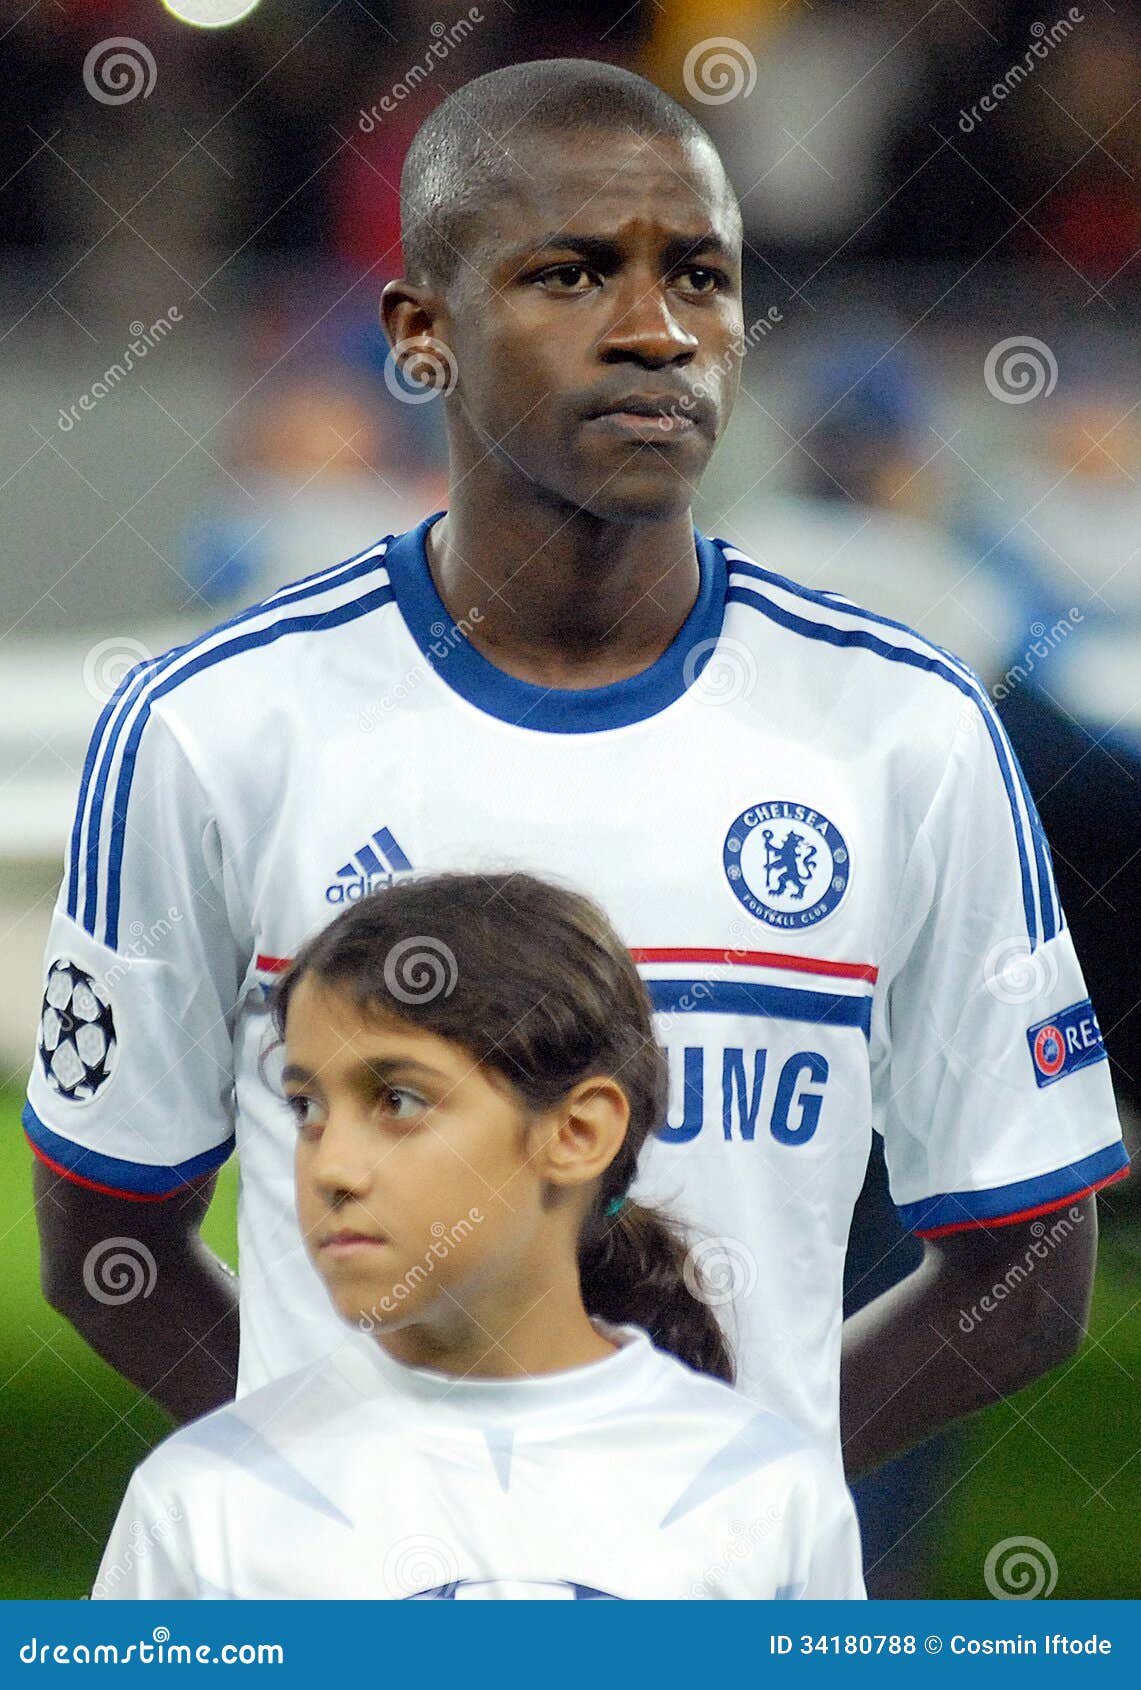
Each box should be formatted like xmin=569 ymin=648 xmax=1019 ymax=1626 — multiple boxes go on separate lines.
xmin=597 ymin=277 xmax=699 ymax=367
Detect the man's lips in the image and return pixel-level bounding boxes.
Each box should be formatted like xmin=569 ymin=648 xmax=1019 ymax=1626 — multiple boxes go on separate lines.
xmin=584 ymin=408 xmax=699 ymax=441
xmin=582 ymin=391 xmax=707 ymax=440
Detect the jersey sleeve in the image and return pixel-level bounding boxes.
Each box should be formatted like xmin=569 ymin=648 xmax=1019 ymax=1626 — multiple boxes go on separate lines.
xmin=872 ymin=692 xmax=1129 ymax=1237
xmin=92 ymin=1466 xmax=198 ymax=1599
xmin=22 ymin=666 xmax=241 ymax=1199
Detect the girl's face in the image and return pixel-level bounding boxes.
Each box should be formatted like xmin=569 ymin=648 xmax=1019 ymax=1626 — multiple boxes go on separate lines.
xmin=284 ymin=973 xmax=547 ymax=1341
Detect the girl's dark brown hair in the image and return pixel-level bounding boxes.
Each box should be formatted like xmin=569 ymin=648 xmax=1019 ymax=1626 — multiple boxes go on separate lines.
xmin=268 ymin=869 xmax=734 ymax=1384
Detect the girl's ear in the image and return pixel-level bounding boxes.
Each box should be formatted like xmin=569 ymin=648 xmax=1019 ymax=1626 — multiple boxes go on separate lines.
xmin=534 ymin=1078 xmax=630 ymax=1195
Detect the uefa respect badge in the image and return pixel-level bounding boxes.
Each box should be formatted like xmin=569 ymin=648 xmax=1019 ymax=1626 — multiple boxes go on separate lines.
xmin=1026 ymin=998 xmax=1107 ymax=1089
xmin=723 ymin=800 xmax=850 ymax=931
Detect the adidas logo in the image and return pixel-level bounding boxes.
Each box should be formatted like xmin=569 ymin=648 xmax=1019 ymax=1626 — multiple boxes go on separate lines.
xmin=325 ymin=826 xmax=413 ymax=904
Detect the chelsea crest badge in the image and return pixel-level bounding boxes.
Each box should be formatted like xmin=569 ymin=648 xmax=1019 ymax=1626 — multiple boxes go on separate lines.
xmin=723 ymin=800 xmax=850 ymax=930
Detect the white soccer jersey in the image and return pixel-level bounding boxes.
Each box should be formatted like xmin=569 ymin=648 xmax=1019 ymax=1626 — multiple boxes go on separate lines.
xmin=25 ymin=512 xmax=1128 ymax=1447
xmin=92 ymin=1318 xmax=865 ymax=1601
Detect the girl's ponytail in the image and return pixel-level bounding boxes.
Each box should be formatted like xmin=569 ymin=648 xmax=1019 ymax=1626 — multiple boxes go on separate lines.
xmin=578 ymin=1199 xmax=736 ymax=1385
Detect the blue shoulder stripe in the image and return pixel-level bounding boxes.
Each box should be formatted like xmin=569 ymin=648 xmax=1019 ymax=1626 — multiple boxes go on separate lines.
xmin=723 ymin=562 xmax=1049 ymax=951
xmin=69 ymin=544 xmax=392 ymax=944
xmin=70 ymin=547 xmax=392 ymax=926
xmin=102 ymin=584 xmax=395 ymax=949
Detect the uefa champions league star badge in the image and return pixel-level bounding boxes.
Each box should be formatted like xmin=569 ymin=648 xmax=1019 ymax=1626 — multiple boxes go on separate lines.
xmin=723 ymin=800 xmax=850 ymax=930
xmin=38 ymin=959 xmax=118 ymax=1103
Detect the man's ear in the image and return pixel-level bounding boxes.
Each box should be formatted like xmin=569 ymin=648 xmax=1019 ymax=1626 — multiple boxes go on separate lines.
xmin=379 ymin=281 xmax=454 ymax=393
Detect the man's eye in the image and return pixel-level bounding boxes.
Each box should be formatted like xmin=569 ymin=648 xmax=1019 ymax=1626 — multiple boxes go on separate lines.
xmin=678 ymin=267 xmax=724 ymax=293
xmin=536 ymin=264 xmax=596 ymax=292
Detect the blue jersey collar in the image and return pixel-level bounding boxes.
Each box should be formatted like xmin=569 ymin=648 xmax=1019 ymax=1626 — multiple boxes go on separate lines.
xmin=382 ymin=509 xmax=727 ymax=733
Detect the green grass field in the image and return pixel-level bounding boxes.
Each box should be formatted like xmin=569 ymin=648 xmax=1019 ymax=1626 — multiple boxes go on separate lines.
xmin=1 ymin=1085 xmax=1137 ymax=1599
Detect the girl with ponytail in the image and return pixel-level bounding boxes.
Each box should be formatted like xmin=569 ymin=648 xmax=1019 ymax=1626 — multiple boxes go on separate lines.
xmin=95 ymin=870 xmax=864 ymax=1601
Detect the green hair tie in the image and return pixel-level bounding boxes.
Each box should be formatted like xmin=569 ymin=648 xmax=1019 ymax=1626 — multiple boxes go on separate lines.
xmin=604 ymin=1195 xmax=628 ymax=1217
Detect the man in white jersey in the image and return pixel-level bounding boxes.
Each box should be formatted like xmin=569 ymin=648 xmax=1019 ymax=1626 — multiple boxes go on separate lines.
xmin=28 ymin=61 xmax=1127 ymax=1474
xmin=93 ymin=1319 xmax=864 ymax=1601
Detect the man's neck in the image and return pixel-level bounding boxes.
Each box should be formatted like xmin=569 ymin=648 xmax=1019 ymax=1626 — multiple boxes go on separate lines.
xmin=424 ymin=500 xmax=701 ymax=690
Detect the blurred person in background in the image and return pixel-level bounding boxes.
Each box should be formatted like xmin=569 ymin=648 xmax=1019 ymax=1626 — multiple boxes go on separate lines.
xmin=726 ymin=334 xmax=1023 ymax=684
xmin=179 ymin=333 xmax=447 ymax=612
xmin=957 ymin=374 xmax=1141 ymax=1141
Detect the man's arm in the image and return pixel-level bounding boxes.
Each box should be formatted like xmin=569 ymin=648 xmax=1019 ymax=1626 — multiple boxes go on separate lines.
xmin=34 ymin=1158 xmax=239 ymax=1424
xmin=839 ymin=1198 xmax=1097 ymax=1481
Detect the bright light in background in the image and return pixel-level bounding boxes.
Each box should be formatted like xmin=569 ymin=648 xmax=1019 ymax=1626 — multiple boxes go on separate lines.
xmin=161 ymin=0 xmax=263 ymax=27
